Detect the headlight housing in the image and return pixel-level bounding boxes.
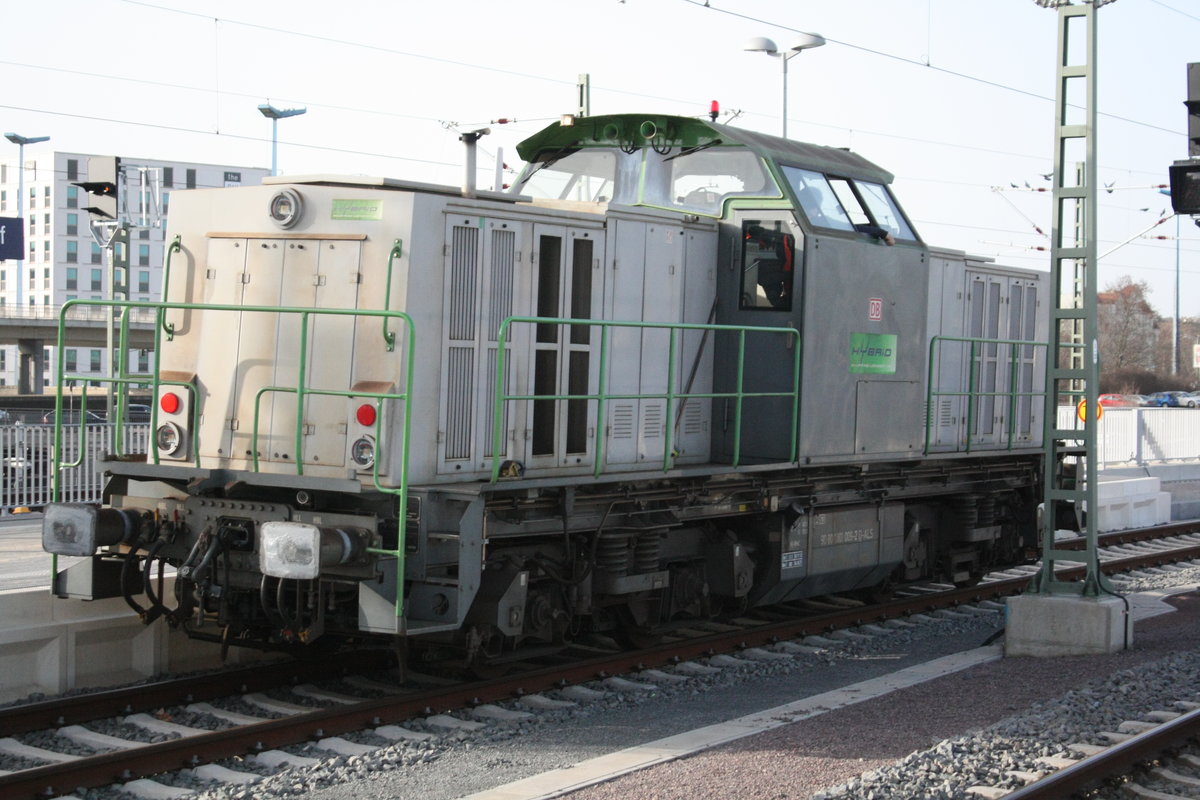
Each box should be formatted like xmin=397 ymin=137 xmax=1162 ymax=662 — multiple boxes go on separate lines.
xmin=350 ymin=435 xmax=375 ymax=469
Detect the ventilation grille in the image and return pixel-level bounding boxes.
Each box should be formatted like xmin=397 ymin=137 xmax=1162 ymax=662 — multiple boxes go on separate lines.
xmin=642 ymin=403 xmax=663 ymax=440
xmin=449 ymin=227 xmax=479 ymax=342
xmin=682 ymin=400 xmax=705 ymax=435
xmin=488 ymin=229 xmax=516 ymax=341
xmin=610 ymin=404 xmax=635 ymax=440
xmin=445 ymin=347 xmax=474 ymax=460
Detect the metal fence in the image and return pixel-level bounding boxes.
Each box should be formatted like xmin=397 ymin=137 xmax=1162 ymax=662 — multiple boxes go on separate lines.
xmin=2 ymin=409 xmax=1198 ymax=513
xmin=2 ymin=423 xmax=149 ymax=513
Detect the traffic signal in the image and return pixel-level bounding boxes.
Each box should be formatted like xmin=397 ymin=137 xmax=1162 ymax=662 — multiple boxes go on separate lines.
xmin=73 ymin=156 xmax=121 ymax=221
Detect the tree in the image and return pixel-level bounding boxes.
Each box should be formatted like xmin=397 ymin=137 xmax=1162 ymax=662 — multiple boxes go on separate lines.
xmin=1097 ymin=277 xmax=1158 ymax=376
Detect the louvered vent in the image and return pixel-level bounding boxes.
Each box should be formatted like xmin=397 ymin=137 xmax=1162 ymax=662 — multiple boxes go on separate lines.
xmin=445 ymin=347 xmax=474 ymax=460
xmin=642 ymin=403 xmax=664 ymax=440
xmin=682 ymin=400 xmax=704 ymax=435
xmin=611 ymin=404 xmax=635 ymax=439
xmin=449 ymin=227 xmax=478 ymax=341
xmin=488 ymin=229 xmax=516 ymax=341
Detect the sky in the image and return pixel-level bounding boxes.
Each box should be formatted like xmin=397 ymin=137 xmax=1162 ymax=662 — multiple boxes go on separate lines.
xmin=3 ymin=0 xmax=1197 ymax=315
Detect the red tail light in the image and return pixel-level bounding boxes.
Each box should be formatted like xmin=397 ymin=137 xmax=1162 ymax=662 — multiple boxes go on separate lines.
xmin=355 ymin=404 xmax=377 ymax=427
xmin=160 ymin=392 xmax=180 ymax=414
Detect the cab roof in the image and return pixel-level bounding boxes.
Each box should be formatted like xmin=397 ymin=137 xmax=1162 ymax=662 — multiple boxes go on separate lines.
xmin=515 ymin=113 xmax=894 ymax=185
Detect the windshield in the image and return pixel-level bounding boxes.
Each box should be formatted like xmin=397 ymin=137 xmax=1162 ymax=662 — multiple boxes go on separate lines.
xmin=644 ymin=147 xmax=778 ymax=215
xmin=514 ymin=145 xmax=779 ymax=216
xmin=514 ymin=149 xmax=628 ymax=203
xmin=782 ymin=165 xmax=918 ymax=241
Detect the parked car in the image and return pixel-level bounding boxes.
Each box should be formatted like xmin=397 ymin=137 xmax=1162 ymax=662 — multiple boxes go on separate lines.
xmin=1148 ymin=391 xmax=1188 ymax=408
xmin=125 ymin=404 xmax=152 ymax=422
xmin=41 ymin=409 xmax=108 ymax=424
xmin=1126 ymin=394 xmax=1154 ymax=407
xmin=1098 ymin=393 xmax=1136 ymax=407
xmin=1181 ymin=391 xmax=1200 ymax=409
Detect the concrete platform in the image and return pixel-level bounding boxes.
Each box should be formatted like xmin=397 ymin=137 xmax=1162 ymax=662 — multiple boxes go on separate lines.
xmin=0 ymin=515 xmax=271 ymax=702
xmin=1005 ymin=593 xmax=1131 ymax=657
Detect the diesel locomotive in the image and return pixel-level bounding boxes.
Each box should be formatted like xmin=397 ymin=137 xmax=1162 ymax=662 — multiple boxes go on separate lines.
xmin=42 ymin=113 xmax=1047 ymax=669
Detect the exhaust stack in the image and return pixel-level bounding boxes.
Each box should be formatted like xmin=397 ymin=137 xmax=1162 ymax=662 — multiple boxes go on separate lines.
xmin=460 ymin=128 xmax=491 ymax=198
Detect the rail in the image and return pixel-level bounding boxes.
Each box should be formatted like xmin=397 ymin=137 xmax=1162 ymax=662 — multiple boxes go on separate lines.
xmin=924 ymin=335 xmax=1048 ymax=454
xmin=490 ymin=317 xmax=801 ymax=482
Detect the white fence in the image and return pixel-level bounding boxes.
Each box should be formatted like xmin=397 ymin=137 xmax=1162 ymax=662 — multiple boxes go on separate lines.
xmin=2 ymin=423 xmax=149 ymax=513
xmin=1055 ymin=406 xmax=1200 ymax=466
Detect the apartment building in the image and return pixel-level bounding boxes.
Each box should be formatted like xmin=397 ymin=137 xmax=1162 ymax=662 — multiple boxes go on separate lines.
xmin=0 ymin=149 xmax=268 ymax=388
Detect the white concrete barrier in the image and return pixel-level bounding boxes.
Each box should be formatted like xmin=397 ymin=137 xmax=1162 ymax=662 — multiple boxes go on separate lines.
xmin=0 ymin=580 xmax=261 ymax=703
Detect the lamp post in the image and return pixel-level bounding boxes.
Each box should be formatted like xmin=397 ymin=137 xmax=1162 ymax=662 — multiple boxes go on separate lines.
xmin=743 ymin=33 xmax=826 ymax=139
xmin=4 ymin=132 xmax=50 ymax=309
xmin=257 ymin=104 xmax=306 ymax=176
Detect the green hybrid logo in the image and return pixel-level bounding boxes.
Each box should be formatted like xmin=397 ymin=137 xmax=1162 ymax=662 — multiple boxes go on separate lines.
xmin=849 ymin=333 xmax=897 ymax=374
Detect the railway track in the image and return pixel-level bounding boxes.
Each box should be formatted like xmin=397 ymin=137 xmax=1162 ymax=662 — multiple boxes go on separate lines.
xmin=968 ymin=703 xmax=1200 ymax=798
xmin=3 ymin=521 xmax=1199 ymax=800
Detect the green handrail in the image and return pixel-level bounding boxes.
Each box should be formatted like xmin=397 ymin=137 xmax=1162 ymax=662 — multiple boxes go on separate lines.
xmin=924 ymin=335 xmax=1050 ymax=455
xmin=161 ymin=235 xmax=182 ymax=341
xmin=382 ymin=240 xmax=402 ymax=352
xmin=490 ymin=317 xmax=800 ymax=482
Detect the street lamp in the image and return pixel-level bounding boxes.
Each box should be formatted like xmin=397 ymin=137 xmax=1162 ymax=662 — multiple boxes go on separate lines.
xmin=743 ymin=33 xmax=826 ymax=139
xmin=4 ymin=132 xmax=50 ymax=310
xmin=257 ymin=103 xmax=306 ymax=176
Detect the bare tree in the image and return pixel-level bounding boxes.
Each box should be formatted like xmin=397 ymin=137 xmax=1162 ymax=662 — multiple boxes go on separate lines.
xmin=1098 ymin=276 xmax=1158 ymax=375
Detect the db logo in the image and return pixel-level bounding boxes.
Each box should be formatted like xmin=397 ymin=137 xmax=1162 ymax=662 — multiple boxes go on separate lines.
xmin=868 ymin=298 xmax=883 ymax=322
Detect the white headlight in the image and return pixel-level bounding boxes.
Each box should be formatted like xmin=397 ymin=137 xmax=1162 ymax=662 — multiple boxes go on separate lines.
xmin=350 ymin=435 xmax=375 ymax=469
xmin=260 ymin=521 xmax=321 ymax=580
xmin=156 ymin=422 xmax=184 ymax=456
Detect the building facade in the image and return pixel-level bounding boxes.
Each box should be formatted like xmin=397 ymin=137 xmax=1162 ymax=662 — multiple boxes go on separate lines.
xmin=0 ymin=150 xmax=268 ymax=390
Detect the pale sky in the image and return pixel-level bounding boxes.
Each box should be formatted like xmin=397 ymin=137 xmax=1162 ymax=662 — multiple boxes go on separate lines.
xmin=3 ymin=0 xmax=1196 ymax=314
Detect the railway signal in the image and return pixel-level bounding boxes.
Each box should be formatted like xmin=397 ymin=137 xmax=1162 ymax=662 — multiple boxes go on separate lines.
xmin=73 ymin=156 xmax=121 ymax=222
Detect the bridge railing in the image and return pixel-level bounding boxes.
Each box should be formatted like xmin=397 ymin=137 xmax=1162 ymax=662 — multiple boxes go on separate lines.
xmin=0 ymin=303 xmax=157 ymax=325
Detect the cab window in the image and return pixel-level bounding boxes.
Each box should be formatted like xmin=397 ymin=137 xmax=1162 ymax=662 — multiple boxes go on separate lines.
xmin=781 ymin=166 xmax=854 ymax=231
xmin=854 ymin=180 xmax=917 ymax=242
xmin=739 ymin=219 xmax=796 ymax=312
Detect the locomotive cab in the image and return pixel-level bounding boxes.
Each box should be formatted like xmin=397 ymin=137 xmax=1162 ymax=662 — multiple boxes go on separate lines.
xmin=513 ymin=114 xmax=931 ymax=466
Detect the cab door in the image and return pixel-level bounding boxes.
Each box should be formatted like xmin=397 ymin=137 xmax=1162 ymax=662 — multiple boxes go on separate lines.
xmin=712 ymin=209 xmax=803 ymax=464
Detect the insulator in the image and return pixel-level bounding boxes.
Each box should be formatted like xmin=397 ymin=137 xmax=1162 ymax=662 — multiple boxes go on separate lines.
xmin=596 ymin=531 xmax=629 ymax=576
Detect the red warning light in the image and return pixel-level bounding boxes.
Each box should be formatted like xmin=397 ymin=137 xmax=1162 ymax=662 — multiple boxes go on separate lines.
xmin=160 ymin=392 xmax=180 ymax=415
xmin=710 ymin=100 xmax=720 ymax=122
xmin=356 ymin=404 xmax=377 ymax=427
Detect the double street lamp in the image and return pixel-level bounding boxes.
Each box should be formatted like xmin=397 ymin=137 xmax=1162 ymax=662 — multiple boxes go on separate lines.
xmin=5 ymin=132 xmax=51 ymax=309
xmin=743 ymin=33 xmax=826 ymax=139
xmin=257 ymin=104 xmax=306 ymax=176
